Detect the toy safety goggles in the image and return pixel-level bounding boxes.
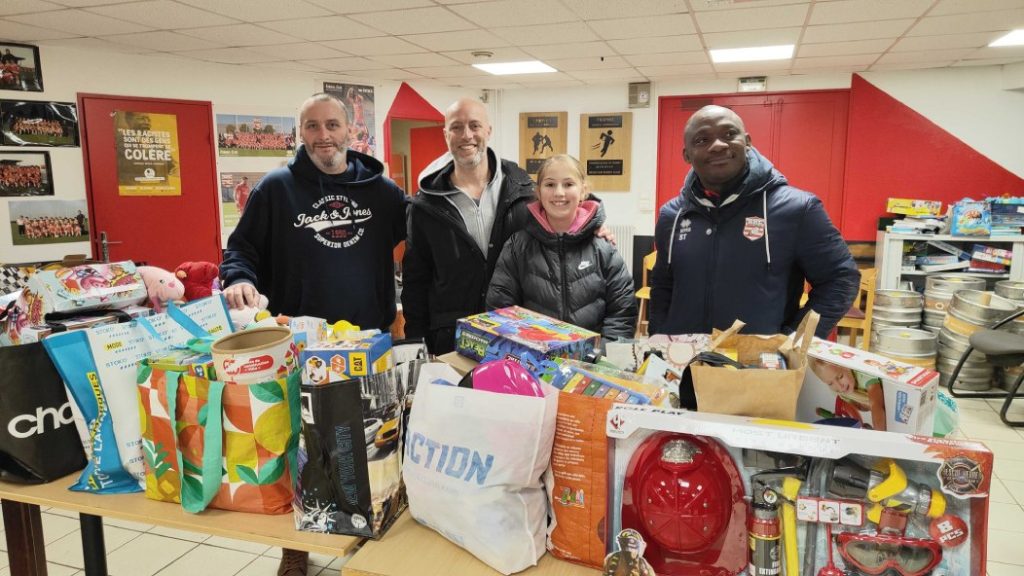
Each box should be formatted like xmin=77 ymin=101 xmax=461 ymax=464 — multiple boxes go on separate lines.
xmin=835 ymin=532 xmax=942 ymax=576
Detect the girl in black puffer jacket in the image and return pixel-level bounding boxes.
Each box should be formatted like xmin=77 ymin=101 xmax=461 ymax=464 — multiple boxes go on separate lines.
xmin=486 ymin=155 xmax=637 ymax=341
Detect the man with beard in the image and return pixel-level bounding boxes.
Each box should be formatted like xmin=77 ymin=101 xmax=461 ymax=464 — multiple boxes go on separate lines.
xmin=650 ymin=105 xmax=857 ymax=342
xmin=220 ymin=93 xmax=406 ymax=575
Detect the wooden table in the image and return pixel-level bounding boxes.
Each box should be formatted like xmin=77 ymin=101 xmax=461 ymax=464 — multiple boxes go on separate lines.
xmin=343 ymin=513 xmax=600 ymax=576
xmin=0 ymin=474 xmax=360 ymax=576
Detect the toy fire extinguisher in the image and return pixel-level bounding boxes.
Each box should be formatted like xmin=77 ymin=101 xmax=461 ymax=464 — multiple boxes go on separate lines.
xmin=748 ymin=490 xmax=781 ymax=576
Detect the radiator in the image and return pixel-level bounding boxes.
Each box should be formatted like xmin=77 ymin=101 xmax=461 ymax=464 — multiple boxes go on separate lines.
xmin=608 ymin=224 xmax=635 ymax=275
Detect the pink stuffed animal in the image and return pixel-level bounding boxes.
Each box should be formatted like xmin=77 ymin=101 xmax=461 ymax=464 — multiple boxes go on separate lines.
xmin=137 ymin=265 xmax=185 ymax=312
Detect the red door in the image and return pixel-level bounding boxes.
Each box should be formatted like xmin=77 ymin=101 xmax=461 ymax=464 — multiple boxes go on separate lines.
xmin=408 ymin=124 xmax=446 ymax=194
xmin=656 ymin=90 xmax=849 ymax=231
xmin=78 ymin=94 xmax=221 ymax=270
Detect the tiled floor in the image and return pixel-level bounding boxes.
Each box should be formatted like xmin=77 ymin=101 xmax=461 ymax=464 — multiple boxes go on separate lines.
xmin=0 ymin=396 xmax=1022 ymax=575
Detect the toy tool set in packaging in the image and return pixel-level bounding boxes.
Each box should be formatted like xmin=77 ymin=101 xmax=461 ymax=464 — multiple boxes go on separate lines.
xmin=605 ymin=405 xmax=991 ymax=576
xmin=455 ymin=306 xmax=599 ymax=363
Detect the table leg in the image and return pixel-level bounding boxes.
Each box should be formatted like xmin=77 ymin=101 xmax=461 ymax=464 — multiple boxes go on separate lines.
xmin=1 ymin=499 xmax=47 ymax=576
xmin=80 ymin=513 xmax=107 ymax=576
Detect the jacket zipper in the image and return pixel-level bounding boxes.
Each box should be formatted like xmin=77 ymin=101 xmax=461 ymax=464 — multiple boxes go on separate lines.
xmin=704 ymin=215 xmax=718 ymax=330
xmin=416 ymin=201 xmax=485 ymax=261
xmin=559 ymin=235 xmax=570 ymax=321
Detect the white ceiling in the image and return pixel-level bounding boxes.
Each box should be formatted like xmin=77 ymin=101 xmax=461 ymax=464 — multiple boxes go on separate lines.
xmin=2 ymin=0 xmax=1023 ymax=88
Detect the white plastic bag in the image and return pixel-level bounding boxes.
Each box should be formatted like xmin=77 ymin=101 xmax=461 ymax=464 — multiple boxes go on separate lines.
xmin=403 ymin=363 xmax=558 ymax=575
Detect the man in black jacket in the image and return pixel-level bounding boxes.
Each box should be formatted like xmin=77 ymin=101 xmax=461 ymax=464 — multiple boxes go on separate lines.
xmin=650 ymin=105 xmax=858 ymax=339
xmin=402 ymin=98 xmax=536 ymax=354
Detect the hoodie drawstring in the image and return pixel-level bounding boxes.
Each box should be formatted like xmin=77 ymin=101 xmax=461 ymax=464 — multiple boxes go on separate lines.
xmin=763 ymin=190 xmax=772 ymax=270
xmin=667 ymin=209 xmax=683 ymax=265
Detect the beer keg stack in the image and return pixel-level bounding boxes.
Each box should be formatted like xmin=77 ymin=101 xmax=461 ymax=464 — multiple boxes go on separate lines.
xmin=870 ymin=327 xmax=937 ymax=369
xmin=922 ymin=275 xmax=986 ymax=334
xmin=939 ymin=289 xmax=1019 ymax=391
xmin=870 ymin=289 xmax=924 ymax=347
xmin=994 ymin=280 xmax=1024 ymax=391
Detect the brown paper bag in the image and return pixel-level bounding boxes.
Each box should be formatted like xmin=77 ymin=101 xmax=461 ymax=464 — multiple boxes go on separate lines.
xmin=690 ymin=311 xmax=819 ymax=420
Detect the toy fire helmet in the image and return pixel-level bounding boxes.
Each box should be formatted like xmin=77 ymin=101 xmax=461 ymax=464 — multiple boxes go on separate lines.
xmin=458 ymin=359 xmax=545 ymax=397
xmin=620 ymin=432 xmax=746 ymax=576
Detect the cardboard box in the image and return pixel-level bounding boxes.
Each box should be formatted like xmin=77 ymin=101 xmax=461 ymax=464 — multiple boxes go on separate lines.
xmin=797 ymin=338 xmax=938 ymax=434
xmin=606 ymin=405 xmax=992 ymax=576
xmin=886 ymin=198 xmax=944 ymax=217
xmin=286 ymin=315 xmax=329 ymax=352
xmin=454 ymin=306 xmax=600 ymax=363
xmin=301 ymin=332 xmax=393 ymax=385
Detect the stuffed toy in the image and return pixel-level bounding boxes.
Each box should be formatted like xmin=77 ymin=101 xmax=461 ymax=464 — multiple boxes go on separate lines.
xmin=175 ymin=261 xmax=219 ymax=302
xmin=229 ymin=294 xmax=270 ymax=330
xmin=137 ymin=265 xmax=184 ymax=313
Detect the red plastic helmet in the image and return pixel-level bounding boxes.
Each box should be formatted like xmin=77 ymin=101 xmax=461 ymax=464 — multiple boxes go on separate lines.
xmin=460 ymin=359 xmax=545 ymax=397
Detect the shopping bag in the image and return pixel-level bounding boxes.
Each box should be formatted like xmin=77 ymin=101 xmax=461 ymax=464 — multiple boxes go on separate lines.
xmin=43 ymin=296 xmax=233 ymax=493
xmin=403 ymin=362 xmax=558 ymax=575
xmin=293 ymin=369 xmax=405 ymax=538
xmin=157 ymin=369 xmax=301 ymax=514
xmin=686 ymin=311 xmax=819 ymax=420
xmin=0 ymin=340 xmax=87 ymax=483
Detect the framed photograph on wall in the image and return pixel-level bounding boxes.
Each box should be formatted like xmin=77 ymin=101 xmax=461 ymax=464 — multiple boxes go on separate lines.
xmin=0 ymin=151 xmax=53 ymax=196
xmin=0 ymin=100 xmax=79 ymax=146
xmin=8 ymin=199 xmax=88 ymax=246
xmin=0 ymin=43 xmax=43 ymax=92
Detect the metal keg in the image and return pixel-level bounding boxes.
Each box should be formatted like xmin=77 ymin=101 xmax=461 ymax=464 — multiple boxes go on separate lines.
xmin=999 ymin=366 xmax=1024 ymax=391
xmin=870 ymin=327 xmax=936 ymax=369
xmin=995 ymin=280 xmax=1024 ymax=302
xmin=948 ymin=290 xmax=1018 ymax=326
xmin=870 ymin=290 xmax=923 ymax=348
xmin=924 ymin=275 xmax=986 ymax=314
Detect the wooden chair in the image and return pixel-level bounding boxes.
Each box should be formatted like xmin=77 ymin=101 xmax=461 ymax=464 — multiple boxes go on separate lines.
xmin=835 ymin=267 xmax=877 ymax=350
xmin=635 ymin=251 xmax=657 ymax=337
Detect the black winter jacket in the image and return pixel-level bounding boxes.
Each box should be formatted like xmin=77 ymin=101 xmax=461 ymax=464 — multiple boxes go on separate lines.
xmin=649 ymin=147 xmax=858 ymax=338
xmin=402 ymin=151 xmax=535 ymax=354
xmin=486 ymin=202 xmax=637 ymax=341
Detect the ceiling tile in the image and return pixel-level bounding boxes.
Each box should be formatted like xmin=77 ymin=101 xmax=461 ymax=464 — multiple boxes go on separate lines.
xmin=37 ymin=36 xmax=154 ymax=53
xmin=404 ymin=64 xmax=485 ymax=78
xmin=567 ymin=68 xmax=647 ymax=82
xmin=545 ymin=55 xmax=629 ymax=71
xmin=442 ymin=47 xmax=535 ymax=64
xmin=258 ymin=59 xmax=328 ymax=73
xmin=869 ymin=61 xmax=952 ymax=71
xmin=87 ymin=0 xmax=239 ymax=28
xmin=589 ymin=14 xmax=696 ymax=39
xmin=797 ymin=38 xmax=894 ymax=57
xmin=695 ymin=4 xmax=809 ymax=33
xmin=442 ymin=76 xmax=523 ymax=89
xmin=8 ymin=8 xmax=152 ymax=35
xmin=608 ymin=35 xmax=704 ymax=55
xmin=930 ymin=0 xmax=1024 ymax=16
xmin=966 ymin=45 xmax=1024 ymax=59
xmin=349 ymin=68 xmax=424 ymax=80
xmin=323 ymin=36 xmax=426 ymax=56
xmin=492 ymin=22 xmax=598 ymax=46
xmin=523 ymin=42 xmax=616 ymax=60
xmin=400 ymin=30 xmax=509 ymax=52
xmin=952 ymin=56 xmax=1024 ymax=66
xmin=300 ymin=56 xmax=388 ymax=71
xmin=0 ymin=0 xmax=62 ymax=16
xmin=44 ymin=0 xmax=131 ymax=5
xmin=703 ymin=27 xmax=801 ymax=49
xmin=349 ymin=6 xmax=477 ymax=35
xmin=802 ymin=19 xmax=914 ymax=43
xmin=304 ymin=0 xmax=434 ymax=13
xmin=371 ymin=52 xmax=460 ymax=67
xmin=691 ymin=0 xmax=810 ymax=11
xmin=890 ymin=32 xmax=999 ymax=52
xmin=175 ymin=47 xmax=275 ymax=64
xmin=624 ymin=52 xmax=709 ymax=67
xmin=875 ymin=48 xmax=975 ymax=64
xmin=455 ymin=0 xmax=576 ymax=27
xmin=260 ymin=16 xmax=383 ymax=41
xmin=176 ymin=0 xmax=330 ymax=22
xmin=178 ymin=24 xmax=298 ymax=46
xmin=792 ymin=53 xmax=878 ymax=68
xmin=562 ymin=0 xmax=687 ymax=20
xmin=247 ymin=42 xmax=348 ymax=60
xmin=0 ymin=18 xmax=78 ymax=40
xmin=637 ymin=63 xmax=715 ymax=76
xmin=908 ymin=10 xmax=1024 ymax=36
xmin=713 ymin=59 xmax=793 ymax=73
xmin=497 ymin=71 xmax=577 ymax=83
xmin=809 ymin=0 xmax=932 ymax=25
xmin=104 ymin=30 xmax=225 ymax=51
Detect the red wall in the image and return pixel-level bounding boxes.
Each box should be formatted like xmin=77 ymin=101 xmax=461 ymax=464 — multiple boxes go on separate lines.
xmin=842 ymin=75 xmax=1024 ymax=241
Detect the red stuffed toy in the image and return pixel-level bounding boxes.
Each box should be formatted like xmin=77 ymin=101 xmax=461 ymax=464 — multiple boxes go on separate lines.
xmin=175 ymin=261 xmax=219 ymax=302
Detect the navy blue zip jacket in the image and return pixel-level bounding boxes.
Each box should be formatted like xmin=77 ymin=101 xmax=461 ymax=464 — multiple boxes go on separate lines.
xmin=649 ymin=147 xmax=858 ymax=338
xmin=220 ymin=145 xmax=406 ymax=330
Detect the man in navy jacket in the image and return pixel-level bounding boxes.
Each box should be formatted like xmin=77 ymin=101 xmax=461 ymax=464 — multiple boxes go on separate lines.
xmin=650 ymin=105 xmax=858 ymax=339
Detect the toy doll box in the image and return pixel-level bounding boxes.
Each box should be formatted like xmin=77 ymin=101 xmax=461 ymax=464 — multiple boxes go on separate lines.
xmin=798 ymin=338 xmax=938 ymax=434
xmin=454 ymin=306 xmax=600 ymax=363
xmin=301 ymin=332 xmax=393 ymax=385
xmin=605 ymin=405 xmax=992 ymax=576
